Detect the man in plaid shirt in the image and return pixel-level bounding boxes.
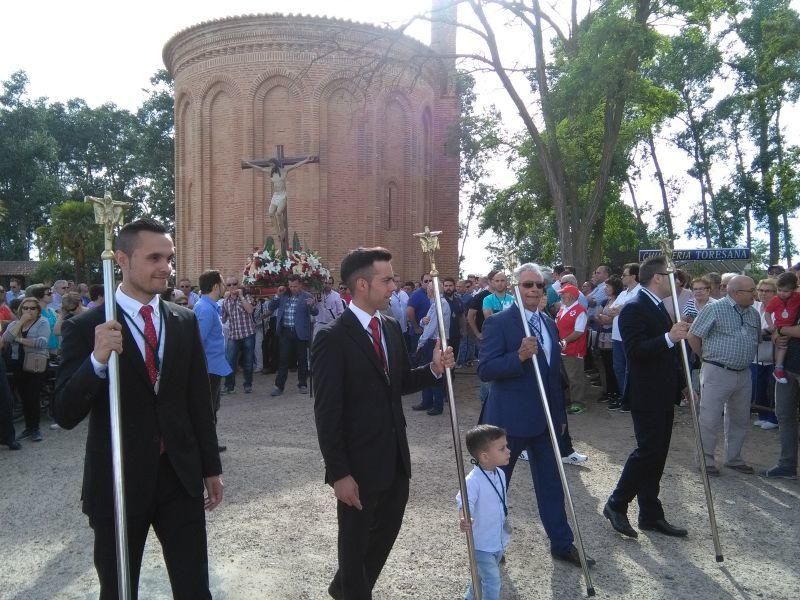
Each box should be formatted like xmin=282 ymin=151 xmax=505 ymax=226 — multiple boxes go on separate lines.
xmin=222 ymin=277 xmax=256 ymax=394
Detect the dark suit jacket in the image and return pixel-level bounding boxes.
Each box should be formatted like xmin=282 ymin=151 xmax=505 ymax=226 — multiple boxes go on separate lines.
xmin=54 ymin=302 xmax=221 ymax=519
xmin=268 ymin=290 xmax=319 ymax=341
xmin=619 ymin=289 xmax=683 ymax=411
xmin=478 ymin=308 xmax=566 ymax=438
xmin=311 ymin=308 xmax=436 ymax=493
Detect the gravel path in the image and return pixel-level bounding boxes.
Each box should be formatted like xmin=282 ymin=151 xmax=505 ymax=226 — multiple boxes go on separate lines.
xmin=1 ymin=367 xmax=798 ymax=599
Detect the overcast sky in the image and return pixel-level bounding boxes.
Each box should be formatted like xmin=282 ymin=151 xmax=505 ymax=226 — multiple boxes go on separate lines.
xmin=2 ymin=0 xmax=797 ymax=274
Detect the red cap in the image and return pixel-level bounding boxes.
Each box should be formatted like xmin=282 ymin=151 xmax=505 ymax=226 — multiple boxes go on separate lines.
xmin=557 ymin=284 xmax=580 ymax=297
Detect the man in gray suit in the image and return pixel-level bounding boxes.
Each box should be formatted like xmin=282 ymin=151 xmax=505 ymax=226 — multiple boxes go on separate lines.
xmin=269 ymin=274 xmax=319 ymax=396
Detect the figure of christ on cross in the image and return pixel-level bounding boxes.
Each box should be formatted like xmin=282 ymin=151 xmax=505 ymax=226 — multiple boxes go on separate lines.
xmin=243 ymin=145 xmax=319 ymax=255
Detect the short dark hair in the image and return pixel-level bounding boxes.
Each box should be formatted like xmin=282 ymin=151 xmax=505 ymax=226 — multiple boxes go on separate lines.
xmin=605 ymin=275 xmax=623 ymax=296
xmin=28 ymin=283 xmax=49 ymax=300
xmin=115 ymin=218 xmax=169 ymax=256
xmin=776 ymin=272 xmax=798 ymax=290
xmin=340 ymin=247 xmax=393 ymax=291
xmin=465 ymin=424 xmax=507 ymax=460
xmin=675 ymin=268 xmax=690 ymax=287
xmin=553 ymin=265 xmax=565 ymax=275
xmin=443 ymin=277 xmax=456 ymax=285
xmin=487 ymin=269 xmax=499 ymax=281
xmin=404 ymin=281 xmax=414 ymax=288
xmin=287 ymin=274 xmax=302 ymax=283
xmin=639 ymin=256 xmax=667 ymax=286
xmin=623 ymin=262 xmax=639 ymax=281
xmin=198 ymin=270 xmax=223 ymax=294
xmin=89 ymin=284 xmax=104 ymax=301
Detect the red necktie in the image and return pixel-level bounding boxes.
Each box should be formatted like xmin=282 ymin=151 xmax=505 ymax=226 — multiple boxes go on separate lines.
xmin=139 ymin=305 xmax=159 ymax=386
xmin=368 ymin=316 xmax=388 ymax=373
xmin=140 ymin=305 xmax=165 ymax=454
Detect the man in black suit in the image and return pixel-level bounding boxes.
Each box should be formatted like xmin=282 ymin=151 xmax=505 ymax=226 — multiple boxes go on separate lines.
xmin=312 ymin=247 xmax=454 ymax=600
xmin=54 ymin=219 xmax=223 ymax=599
xmin=603 ymin=255 xmax=690 ymax=539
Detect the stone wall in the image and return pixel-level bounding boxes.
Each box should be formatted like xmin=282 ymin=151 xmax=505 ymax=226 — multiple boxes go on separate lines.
xmin=163 ymin=13 xmax=460 ymax=285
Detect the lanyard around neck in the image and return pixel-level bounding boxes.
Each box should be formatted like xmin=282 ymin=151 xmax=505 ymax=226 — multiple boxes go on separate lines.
xmin=478 ymin=465 xmax=507 ymax=517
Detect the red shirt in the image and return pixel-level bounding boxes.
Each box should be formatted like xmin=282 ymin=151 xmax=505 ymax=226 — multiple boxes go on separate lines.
xmin=0 ymin=304 xmax=13 ymax=324
xmin=765 ymin=291 xmax=800 ymax=327
xmin=556 ymin=302 xmax=588 ymax=358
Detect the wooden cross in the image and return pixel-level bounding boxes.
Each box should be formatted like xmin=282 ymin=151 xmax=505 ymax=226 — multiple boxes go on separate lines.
xmin=241 ymin=145 xmax=319 ymax=170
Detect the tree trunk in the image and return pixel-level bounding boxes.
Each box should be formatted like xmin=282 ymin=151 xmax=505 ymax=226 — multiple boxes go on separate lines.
xmin=695 ymin=144 xmax=712 ymax=247
xmin=685 ymin=97 xmax=724 ymax=245
xmin=647 ymin=133 xmax=674 ymax=240
xmin=755 ymin=97 xmax=779 ymax=264
xmin=775 ymin=106 xmax=792 ymax=267
xmin=731 ymin=123 xmax=752 ymax=249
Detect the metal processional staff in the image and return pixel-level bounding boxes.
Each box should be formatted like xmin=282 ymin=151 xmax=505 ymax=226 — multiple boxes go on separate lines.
xmin=413 ymin=227 xmax=482 ymax=599
xmin=85 ymin=192 xmax=132 ymax=599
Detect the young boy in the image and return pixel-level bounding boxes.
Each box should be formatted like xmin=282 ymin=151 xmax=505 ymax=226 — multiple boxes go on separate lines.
xmin=765 ymin=272 xmax=800 ymax=383
xmin=456 ymin=425 xmax=512 ymax=600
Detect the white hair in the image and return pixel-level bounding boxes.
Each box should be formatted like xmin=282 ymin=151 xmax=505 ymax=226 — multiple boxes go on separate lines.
xmin=514 ymin=262 xmax=544 ymax=280
xmin=560 ymin=274 xmax=578 ymax=286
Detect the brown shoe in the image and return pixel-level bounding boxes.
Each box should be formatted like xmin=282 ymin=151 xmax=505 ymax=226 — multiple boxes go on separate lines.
xmin=727 ymin=463 xmax=754 ymax=474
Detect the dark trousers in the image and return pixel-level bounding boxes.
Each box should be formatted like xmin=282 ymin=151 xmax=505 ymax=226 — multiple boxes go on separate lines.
xmin=0 ymin=358 xmax=16 ymax=445
xmin=415 ymin=339 xmax=444 ymax=411
xmin=609 ymin=408 xmax=674 ymax=522
xmin=89 ymin=455 xmax=210 ymax=600
xmin=599 ymin=347 xmax=618 ymax=395
xmin=209 ymin=374 xmax=222 ymax=424
xmin=275 ymin=327 xmax=308 ymax=390
xmin=330 ymin=472 xmax=410 ymax=600
xmin=750 ymin=363 xmax=777 ymax=423
xmin=503 ymin=433 xmax=574 ymax=554
xmin=15 ymin=369 xmax=42 ymax=431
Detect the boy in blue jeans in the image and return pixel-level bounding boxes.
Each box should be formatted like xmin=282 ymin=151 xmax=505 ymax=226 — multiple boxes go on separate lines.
xmin=457 ymin=425 xmax=512 ymax=600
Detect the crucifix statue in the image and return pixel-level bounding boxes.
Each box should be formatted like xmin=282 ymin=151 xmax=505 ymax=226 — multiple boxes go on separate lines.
xmin=242 ymin=145 xmax=319 ymax=255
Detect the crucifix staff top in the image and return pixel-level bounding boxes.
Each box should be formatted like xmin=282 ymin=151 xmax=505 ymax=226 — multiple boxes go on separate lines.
xmin=242 ymin=145 xmax=319 ymax=256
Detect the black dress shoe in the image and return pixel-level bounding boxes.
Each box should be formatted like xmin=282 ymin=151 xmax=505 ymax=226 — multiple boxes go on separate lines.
xmin=327 ymin=581 xmax=343 ymax=600
xmin=412 ymin=403 xmax=431 ymax=411
xmin=638 ymin=518 xmax=688 ymax=537
xmin=6 ymin=440 xmax=21 ymax=450
xmin=552 ymin=545 xmax=596 ymax=568
xmin=426 ymin=408 xmax=443 ymax=415
xmin=217 ymin=445 xmax=227 ymax=453
xmin=603 ymin=501 xmax=638 ymax=538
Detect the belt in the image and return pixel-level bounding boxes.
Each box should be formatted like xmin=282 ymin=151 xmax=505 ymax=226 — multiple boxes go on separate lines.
xmin=704 ymin=360 xmax=747 ymax=373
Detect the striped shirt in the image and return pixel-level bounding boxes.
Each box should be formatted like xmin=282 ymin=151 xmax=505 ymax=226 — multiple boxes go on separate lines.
xmin=689 ymin=296 xmax=760 ymax=370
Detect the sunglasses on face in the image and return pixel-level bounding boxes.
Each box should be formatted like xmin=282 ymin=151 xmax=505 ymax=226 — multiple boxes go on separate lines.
xmin=423 ymin=279 xmax=432 ymax=283
xmin=520 ymin=281 xmax=545 ymax=289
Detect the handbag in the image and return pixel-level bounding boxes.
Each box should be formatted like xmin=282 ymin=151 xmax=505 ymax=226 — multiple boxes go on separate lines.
xmin=22 ymin=352 xmax=47 ymax=374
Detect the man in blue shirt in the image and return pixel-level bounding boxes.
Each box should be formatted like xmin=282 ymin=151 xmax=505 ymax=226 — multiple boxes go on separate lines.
xmin=194 ymin=270 xmax=232 ymax=452
xmin=405 ymin=273 xmax=432 ymax=355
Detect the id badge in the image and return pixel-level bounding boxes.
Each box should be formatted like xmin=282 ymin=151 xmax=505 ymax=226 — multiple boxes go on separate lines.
xmin=503 ymin=516 xmax=512 ymax=535
xmin=782 ymin=309 xmax=789 ymax=320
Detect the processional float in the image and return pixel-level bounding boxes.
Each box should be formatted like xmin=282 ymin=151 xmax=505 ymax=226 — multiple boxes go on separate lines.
xmin=507 ymin=260 xmax=596 ymax=597
xmin=85 ymin=192 xmax=132 ymax=599
xmin=659 ymin=241 xmax=723 ymax=562
xmin=413 ymin=227 xmax=482 ymax=599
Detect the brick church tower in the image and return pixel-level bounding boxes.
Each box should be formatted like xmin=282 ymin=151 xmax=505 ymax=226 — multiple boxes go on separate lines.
xmin=163 ymin=9 xmax=460 ymax=283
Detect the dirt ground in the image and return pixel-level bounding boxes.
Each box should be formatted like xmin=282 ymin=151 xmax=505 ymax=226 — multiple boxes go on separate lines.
xmin=1 ymin=366 xmax=799 ymax=600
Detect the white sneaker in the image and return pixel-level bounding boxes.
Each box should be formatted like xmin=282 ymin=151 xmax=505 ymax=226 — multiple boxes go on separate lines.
xmin=562 ymin=451 xmax=589 ymax=465
xmin=519 ymin=450 xmax=529 ymax=461
xmin=760 ymin=421 xmax=778 ymax=430
xmin=753 ymin=420 xmax=765 ymax=427
xmin=49 ymin=423 xmax=61 ymax=430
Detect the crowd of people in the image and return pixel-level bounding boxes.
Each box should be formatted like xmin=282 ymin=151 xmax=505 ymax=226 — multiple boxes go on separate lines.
xmin=3 ymin=224 xmax=800 ymax=599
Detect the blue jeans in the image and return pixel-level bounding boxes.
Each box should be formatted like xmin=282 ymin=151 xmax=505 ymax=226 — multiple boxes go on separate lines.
xmin=457 ymin=333 xmax=477 ymax=365
xmin=416 ymin=339 xmax=445 ymax=411
xmin=465 ymin=549 xmax=503 ymax=600
xmin=225 ymin=334 xmax=255 ymax=390
xmin=612 ymin=340 xmax=628 ymax=397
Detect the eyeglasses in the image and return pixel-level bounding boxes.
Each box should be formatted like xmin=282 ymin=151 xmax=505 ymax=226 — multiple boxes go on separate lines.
xmin=423 ymin=279 xmax=432 ymax=283
xmin=339 ymin=286 xmax=347 ymax=290
xmin=520 ymin=281 xmax=546 ymax=289
xmin=733 ymin=288 xmax=756 ymax=295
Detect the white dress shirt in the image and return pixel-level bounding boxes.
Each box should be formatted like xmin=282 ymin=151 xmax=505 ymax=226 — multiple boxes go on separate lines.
xmin=91 ymin=285 xmax=166 ymax=378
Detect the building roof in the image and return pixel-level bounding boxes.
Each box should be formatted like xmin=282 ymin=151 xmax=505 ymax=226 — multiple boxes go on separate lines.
xmin=0 ymin=261 xmax=41 ymax=277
